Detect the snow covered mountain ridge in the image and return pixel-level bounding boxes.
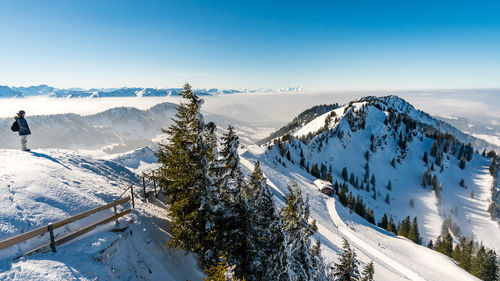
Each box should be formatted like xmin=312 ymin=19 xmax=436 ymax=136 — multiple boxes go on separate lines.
xmin=253 ymin=94 xmax=499 ymax=252
xmin=261 ymin=95 xmax=499 ymax=152
xmin=0 ymin=85 xmax=304 ymax=98
xmin=238 ymin=94 xmax=499 ymax=280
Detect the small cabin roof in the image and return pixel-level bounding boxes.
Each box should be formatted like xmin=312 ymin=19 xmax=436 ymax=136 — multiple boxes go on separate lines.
xmin=313 ymin=179 xmax=332 ymax=190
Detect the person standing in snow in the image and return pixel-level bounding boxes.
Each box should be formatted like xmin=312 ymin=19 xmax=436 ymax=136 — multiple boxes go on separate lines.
xmin=14 ymin=110 xmax=31 ymax=151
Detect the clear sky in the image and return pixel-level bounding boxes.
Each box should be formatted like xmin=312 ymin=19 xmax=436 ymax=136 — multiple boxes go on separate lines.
xmin=0 ymin=0 xmax=499 ymax=91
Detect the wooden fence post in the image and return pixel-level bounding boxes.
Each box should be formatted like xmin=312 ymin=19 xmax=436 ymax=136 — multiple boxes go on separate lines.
xmin=113 ymin=206 xmax=118 ymax=225
xmin=142 ymin=177 xmax=147 ymax=201
xmin=130 ymin=184 xmax=135 ymax=209
xmin=48 ymin=224 xmax=56 ymax=252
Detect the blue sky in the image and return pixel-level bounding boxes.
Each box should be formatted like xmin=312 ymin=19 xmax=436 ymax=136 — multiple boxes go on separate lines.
xmin=0 ymin=0 xmax=499 ymax=91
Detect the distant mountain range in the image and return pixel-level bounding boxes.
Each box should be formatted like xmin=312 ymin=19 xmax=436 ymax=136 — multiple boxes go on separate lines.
xmin=0 ymin=85 xmax=304 ymax=98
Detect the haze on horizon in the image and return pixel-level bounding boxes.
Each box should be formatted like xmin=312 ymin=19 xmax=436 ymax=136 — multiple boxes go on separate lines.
xmin=1 ymin=0 xmax=499 ymax=91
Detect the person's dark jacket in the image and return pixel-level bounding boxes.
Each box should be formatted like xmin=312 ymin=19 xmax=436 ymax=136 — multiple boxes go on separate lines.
xmin=15 ymin=116 xmax=31 ymax=136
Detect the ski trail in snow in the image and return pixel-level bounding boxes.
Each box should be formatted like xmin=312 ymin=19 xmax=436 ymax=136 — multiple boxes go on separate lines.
xmin=326 ymin=198 xmax=426 ymax=281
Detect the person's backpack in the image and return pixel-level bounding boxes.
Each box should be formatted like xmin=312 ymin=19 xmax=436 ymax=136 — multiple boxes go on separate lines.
xmin=11 ymin=121 xmax=19 ymax=132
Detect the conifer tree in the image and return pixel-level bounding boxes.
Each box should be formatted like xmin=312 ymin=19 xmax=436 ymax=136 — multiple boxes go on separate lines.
xmin=311 ymin=164 xmax=320 ymax=178
xmin=408 ymin=217 xmax=421 ymax=244
xmin=214 ymin=126 xmax=249 ymax=274
xmin=482 ymin=250 xmax=499 ymax=281
xmin=460 ymin=156 xmax=467 ymax=170
xmin=435 ymin=232 xmax=453 ymax=257
xmin=387 ymin=216 xmax=397 ymax=235
xmin=281 ymin=182 xmax=321 ymax=281
xmin=397 ymin=216 xmax=411 ymax=237
xmin=342 ymin=167 xmax=349 ymax=181
xmin=387 ymin=180 xmax=392 ymax=191
xmin=156 ymin=83 xmax=218 ymax=260
xmin=427 ymin=240 xmax=434 ymax=249
xmin=246 ymin=162 xmax=286 ymax=281
xmin=204 ymin=121 xmax=218 ymax=166
xmin=459 ymin=239 xmax=474 ymax=272
xmin=204 ymin=253 xmax=240 ymax=281
xmin=333 ymin=239 xmax=360 ymax=281
xmin=339 ymin=184 xmax=348 ymax=206
xmin=361 ymin=261 xmax=375 ymax=281
xmin=378 ymin=213 xmax=388 ymax=230
xmin=470 ymin=246 xmax=499 ymax=281
xmin=471 ymin=245 xmax=487 ymax=279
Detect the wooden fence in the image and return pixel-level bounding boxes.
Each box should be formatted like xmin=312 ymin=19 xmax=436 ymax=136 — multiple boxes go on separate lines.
xmin=0 ymin=171 xmax=160 ymax=258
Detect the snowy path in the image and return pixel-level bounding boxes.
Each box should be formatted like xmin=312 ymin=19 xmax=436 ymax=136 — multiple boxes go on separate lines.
xmin=326 ymin=198 xmax=427 ymax=281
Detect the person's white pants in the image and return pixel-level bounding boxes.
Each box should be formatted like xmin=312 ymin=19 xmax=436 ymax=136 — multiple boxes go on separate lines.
xmin=20 ymin=135 xmax=28 ymax=151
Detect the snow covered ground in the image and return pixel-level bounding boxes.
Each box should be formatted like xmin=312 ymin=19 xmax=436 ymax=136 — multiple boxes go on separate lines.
xmin=0 ymin=93 xmax=498 ymax=280
xmin=0 ymin=145 xmax=482 ymax=281
xmin=240 ymin=145 xmax=481 ymax=281
xmin=258 ymin=97 xmax=500 ymax=251
xmin=0 ymin=149 xmax=204 ymax=280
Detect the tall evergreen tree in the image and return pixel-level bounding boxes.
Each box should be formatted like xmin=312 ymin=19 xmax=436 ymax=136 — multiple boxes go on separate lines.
xmin=459 ymin=239 xmax=475 ymax=272
xmin=204 ymin=121 xmax=218 ymax=166
xmin=246 ymin=162 xmax=286 ymax=281
xmin=460 ymin=156 xmax=467 ymax=170
xmin=204 ymin=253 xmax=240 ymax=281
xmin=435 ymin=232 xmax=453 ymax=257
xmin=427 ymin=240 xmax=434 ymax=249
xmin=387 ymin=216 xmax=397 ymax=235
xmin=281 ymin=182 xmax=321 ymax=281
xmin=333 ymin=239 xmax=360 ymax=281
xmin=342 ymin=167 xmax=349 ymax=181
xmin=156 ymin=83 xmax=219 ymax=261
xmin=408 ymin=217 xmax=421 ymax=244
xmin=471 ymin=245 xmax=487 ymax=279
xmin=361 ymin=261 xmax=375 ymax=281
xmin=378 ymin=213 xmax=388 ymax=230
xmin=471 ymin=246 xmax=499 ymax=281
xmin=397 ymin=216 xmax=411 ymax=237
xmin=482 ymin=250 xmax=499 ymax=281
xmin=213 ymin=126 xmax=249 ymax=275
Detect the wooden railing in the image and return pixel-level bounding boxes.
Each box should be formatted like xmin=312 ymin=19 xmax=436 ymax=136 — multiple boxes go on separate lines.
xmin=117 ymin=170 xmax=160 ymax=208
xmin=0 ymin=196 xmax=131 ymax=256
xmin=0 ymin=170 xmax=162 ymax=258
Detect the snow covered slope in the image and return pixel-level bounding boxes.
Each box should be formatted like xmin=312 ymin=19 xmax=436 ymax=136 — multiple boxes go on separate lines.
xmin=240 ymin=146 xmax=481 ymax=281
xmin=239 ymin=95 xmax=499 ymax=280
xmin=0 ymin=149 xmax=203 ymax=280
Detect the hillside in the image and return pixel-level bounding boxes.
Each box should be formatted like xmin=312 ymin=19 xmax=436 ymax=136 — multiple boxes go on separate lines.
xmin=240 ymin=145 xmax=480 ymax=281
xmin=236 ymin=95 xmax=500 ymax=280
xmin=0 ymin=103 xmax=178 ymax=152
xmin=0 ymin=149 xmax=204 ymax=280
xmin=254 ymin=95 xmax=500 ymax=252
xmin=0 ymin=96 xmax=497 ymax=280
